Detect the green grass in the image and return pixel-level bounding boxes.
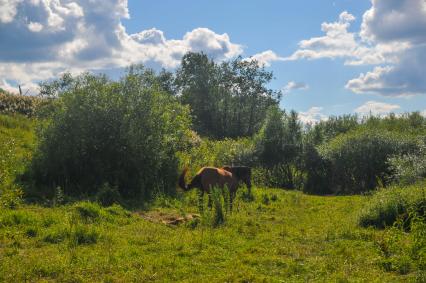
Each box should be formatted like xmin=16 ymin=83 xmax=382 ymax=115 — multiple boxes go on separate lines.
xmin=0 ymin=189 xmax=424 ymax=282
xmin=359 ymin=184 xmax=426 ymax=229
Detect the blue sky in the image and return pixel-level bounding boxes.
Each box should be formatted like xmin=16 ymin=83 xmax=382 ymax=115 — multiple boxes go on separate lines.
xmin=1 ymin=0 xmax=425 ymax=122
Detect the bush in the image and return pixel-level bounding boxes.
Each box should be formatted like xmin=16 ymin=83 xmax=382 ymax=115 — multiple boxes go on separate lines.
xmin=318 ymin=129 xmax=417 ymax=194
xmin=96 ymin=183 xmax=121 ymax=207
xmin=388 ymin=140 xmax=426 ymax=185
xmin=0 ymin=91 xmax=54 ymax=118
xmin=358 ymin=184 xmax=426 ymax=229
xmin=254 ymin=106 xmax=303 ymax=189
xmin=28 ymin=69 xmax=192 ymax=201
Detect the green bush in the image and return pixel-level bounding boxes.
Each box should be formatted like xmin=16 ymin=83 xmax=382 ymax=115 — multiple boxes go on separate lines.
xmin=388 ymin=140 xmax=426 ymax=185
xmin=28 ymin=69 xmax=192 ymax=201
xmin=318 ymin=129 xmax=418 ymax=194
xmin=254 ymin=106 xmax=303 ymax=189
xmin=96 ymin=183 xmax=121 ymax=207
xmin=358 ymin=184 xmax=426 ymax=229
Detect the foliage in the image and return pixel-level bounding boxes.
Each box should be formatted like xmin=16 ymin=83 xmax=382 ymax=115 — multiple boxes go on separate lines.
xmin=318 ymin=129 xmax=418 ymax=194
xmin=358 ymin=184 xmax=426 ymax=229
xmin=27 ymin=70 xmax=192 ymax=201
xmin=0 ymin=114 xmax=37 ymax=207
xmin=254 ymin=106 xmax=303 ymax=188
xmin=178 ymin=137 xmax=255 ymax=177
xmin=388 ymin=139 xmax=426 ymax=185
xmin=175 ymin=52 xmax=281 ymax=138
xmin=0 ymin=90 xmax=55 ymax=118
xmin=96 ymin=182 xmax=122 ymax=207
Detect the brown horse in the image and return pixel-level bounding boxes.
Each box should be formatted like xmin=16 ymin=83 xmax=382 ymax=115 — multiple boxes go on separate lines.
xmin=178 ymin=167 xmax=239 ymax=211
xmin=221 ymin=166 xmax=252 ymax=190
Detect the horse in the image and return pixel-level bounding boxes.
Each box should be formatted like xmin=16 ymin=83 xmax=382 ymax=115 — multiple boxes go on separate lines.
xmin=220 ymin=165 xmax=252 ymax=190
xmin=178 ymin=166 xmax=239 ymax=211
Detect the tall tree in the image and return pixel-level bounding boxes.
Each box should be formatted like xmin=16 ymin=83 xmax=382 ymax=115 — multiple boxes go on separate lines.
xmin=175 ymin=52 xmax=281 ymax=138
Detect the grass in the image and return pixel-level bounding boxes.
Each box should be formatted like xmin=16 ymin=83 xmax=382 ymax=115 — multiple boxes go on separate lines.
xmin=358 ymin=184 xmax=426 ymax=229
xmin=0 ymin=189 xmax=424 ymax=282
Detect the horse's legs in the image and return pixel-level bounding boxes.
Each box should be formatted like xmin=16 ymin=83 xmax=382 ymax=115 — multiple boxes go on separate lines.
xmin=198 ymin=190 xmax=204 ymax=213
xmin=230 ymin=189 xmax=236 ymax=212
xmin=207 ymin=193 xmax=212 ymax=209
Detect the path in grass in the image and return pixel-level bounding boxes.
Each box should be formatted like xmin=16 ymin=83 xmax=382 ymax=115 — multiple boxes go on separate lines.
xmin=0 ymin=189 xmax=413 ymax=282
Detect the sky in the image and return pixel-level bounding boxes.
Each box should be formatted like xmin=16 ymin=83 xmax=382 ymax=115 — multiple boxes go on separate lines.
xmin=1 ymin=0 xmax=426 ymax=122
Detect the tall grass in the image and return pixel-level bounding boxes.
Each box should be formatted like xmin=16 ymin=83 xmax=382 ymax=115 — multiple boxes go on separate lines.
xmin=358 ymin=184 xmax=425 ymax=229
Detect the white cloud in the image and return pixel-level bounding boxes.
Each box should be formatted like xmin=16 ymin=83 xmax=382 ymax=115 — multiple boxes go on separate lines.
xmin=245 ymin=50 xmax=285 ymax=67
xmin=345 ymin=0 xmax=426 ymax=97
xmin=0 ymin=0 xmax=244 ymax=93
xmin=298 ymin=107 xmax=328 ymax=124
xmin=288 ymin=2 xmax=426 ymax=97
xmin=354 ymin=100 xmax=400 ymax=115
xmin=282 ymin=81 xmax=309 ymax=94
xmin=0 ymin=0 xmax=21 ymax=23
xmin=28 ymin=22 xmax=43 ymax=32
xmin=285 ymin=11 xmax=406 ymax=66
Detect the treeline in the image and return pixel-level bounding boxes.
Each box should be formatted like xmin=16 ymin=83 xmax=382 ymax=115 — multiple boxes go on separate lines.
xmin=3 ymin=52 xmax=425 ymax=204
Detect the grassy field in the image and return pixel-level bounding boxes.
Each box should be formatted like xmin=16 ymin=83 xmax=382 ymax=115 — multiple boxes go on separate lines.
xmin=0 ymin=115 xmax=424 ymax=282
xmin=0 ymin=188 xmax=422 ymax=282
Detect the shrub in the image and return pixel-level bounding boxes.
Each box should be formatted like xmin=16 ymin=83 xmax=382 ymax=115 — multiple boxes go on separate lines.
xmin=254 ymin=106 xmax=303 ymax=189
xmin=388 ymin=140 xmax=426 ymax=185
xmin=96 ymin=183 xmax=121 ymax=207
xmin=28 ymin=70 xmax=192 ymax=201
xmin=358 ymin=184 xmax=426 ymax=229
xmin=0 ymin=91 xmax=54 ymax=118
xmin=318 ymin=129 xmax=418 ymax=194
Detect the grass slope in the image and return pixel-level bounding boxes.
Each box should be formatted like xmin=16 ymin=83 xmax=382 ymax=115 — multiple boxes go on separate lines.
xmin=0 ymin=189 xmax=420 ymax=282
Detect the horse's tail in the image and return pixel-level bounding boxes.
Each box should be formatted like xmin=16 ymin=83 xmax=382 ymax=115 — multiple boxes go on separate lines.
xmin=178 ymin=167 xmax=188 ymax=190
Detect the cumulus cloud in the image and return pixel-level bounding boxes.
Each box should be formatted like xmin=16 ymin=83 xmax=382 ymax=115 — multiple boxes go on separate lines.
xmin=298 ymin=107 xmax=328 ymax=124
xmin=245 ymin=50 xmax=285 ymax=67
xmin=354 ymin=100 xmax=400 ymax=115
xmin=0 ymin=0 xmax=244 ymax=94
xmin=284 ymin=11 xmax=402 ymax=65
xmin=345 ymin=0 xmax=426 ymax=96
xmin=288 ymin=1 xmax=426 ymax=97
xmin=360 ymin=0 xmax=426 ymax=44
xmin=282 ymin=81 xmax=309 ymax=94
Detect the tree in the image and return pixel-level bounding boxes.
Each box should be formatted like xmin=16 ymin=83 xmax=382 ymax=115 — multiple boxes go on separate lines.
xmin=27 ymin=69 xmax=192 ymax=201
xmin=175 ymin=52 xmax=280 ymax=138
xmin=255 ymin=106 xmax=303 ymax=188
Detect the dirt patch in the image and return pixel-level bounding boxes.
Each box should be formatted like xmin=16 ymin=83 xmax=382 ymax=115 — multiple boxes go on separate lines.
xmin=136 ymin=210 xmax=200 ymax=226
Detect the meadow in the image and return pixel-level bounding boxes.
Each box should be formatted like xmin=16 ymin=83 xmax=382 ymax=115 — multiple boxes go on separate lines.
xmin=1 ymin=188 xmax=422 ymax=282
